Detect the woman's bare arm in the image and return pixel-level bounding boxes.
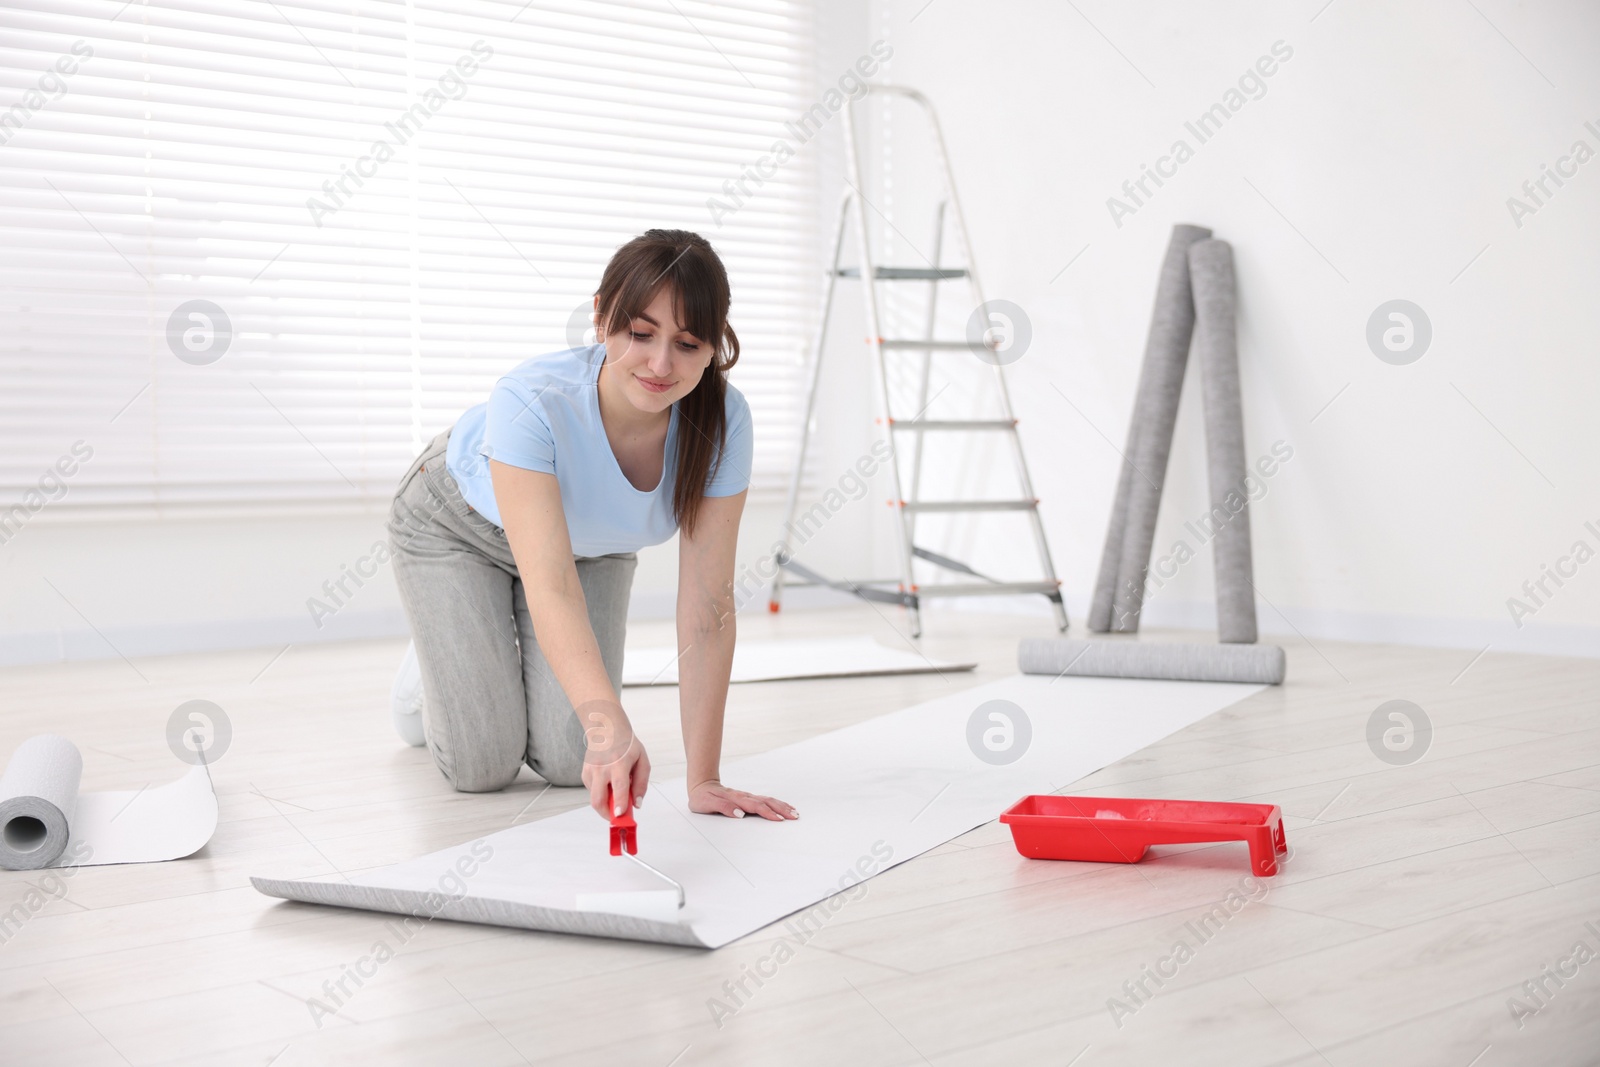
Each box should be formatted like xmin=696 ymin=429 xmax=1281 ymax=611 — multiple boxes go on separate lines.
xmin=676 ymin=490 xmax=796 ymax=821
xmin=490 ymin=458 xmax=648 ymax=815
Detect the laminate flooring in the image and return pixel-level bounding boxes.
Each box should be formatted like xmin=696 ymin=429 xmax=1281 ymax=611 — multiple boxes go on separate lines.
xmin=2 ymin=607 xmax=1596 ymax=1065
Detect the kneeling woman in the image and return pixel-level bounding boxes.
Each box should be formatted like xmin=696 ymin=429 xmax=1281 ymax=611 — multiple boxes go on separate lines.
xmin=387 ymin=230 xmax=796 ymax=824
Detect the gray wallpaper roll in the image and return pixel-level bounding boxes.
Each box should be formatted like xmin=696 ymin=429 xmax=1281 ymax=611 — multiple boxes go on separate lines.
xmin=1189 ymin=238 xmax=1259 ymax=644
xmin=0 ymin=734 xmax=82 ymax=870
xmin=1091 ymin=223 xmax=1212 ymax=634
xmin=1018 ymin=638 xmax=1286 ymax=685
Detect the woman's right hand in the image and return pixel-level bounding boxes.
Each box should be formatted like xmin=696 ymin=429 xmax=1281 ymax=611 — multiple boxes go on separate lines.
xmin=578 ymin=700 xmax=651 ymax=818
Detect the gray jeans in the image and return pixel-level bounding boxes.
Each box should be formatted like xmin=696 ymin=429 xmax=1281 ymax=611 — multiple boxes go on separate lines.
xmin=387 ymin=428 xmax=636 ymax=792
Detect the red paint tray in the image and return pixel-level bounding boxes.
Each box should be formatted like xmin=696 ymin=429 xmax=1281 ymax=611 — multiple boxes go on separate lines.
xmin=1000 ymin=795 xmax=1287 ymax=876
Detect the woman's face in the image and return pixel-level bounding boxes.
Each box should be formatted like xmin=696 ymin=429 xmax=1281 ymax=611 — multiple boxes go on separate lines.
xmin=597 ymin=287 xmax=716 ymax=415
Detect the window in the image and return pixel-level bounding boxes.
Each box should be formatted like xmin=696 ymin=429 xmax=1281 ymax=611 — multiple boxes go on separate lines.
xmin=0 ymin=0 xmax=815 ymax=519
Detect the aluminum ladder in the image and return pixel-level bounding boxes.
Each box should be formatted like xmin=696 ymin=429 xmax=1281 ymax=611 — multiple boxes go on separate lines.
xmin=768 ymin=85 xmax=1068 ymax=638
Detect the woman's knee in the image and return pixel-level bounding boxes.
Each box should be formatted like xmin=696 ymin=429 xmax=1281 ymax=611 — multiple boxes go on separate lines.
xmin=429 ymin=739 xmax=521 ymax=793
xmin=527 ymin=749 xmax=584 ymax=789
xmin=443 ymin=761 xmax=522 ymax=794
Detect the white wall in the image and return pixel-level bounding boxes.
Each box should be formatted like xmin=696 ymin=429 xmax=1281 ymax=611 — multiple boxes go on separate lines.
xmin=6 ymin=0 xmax=1596 ymax=666
xmin=850 ymin=0 xmax=1600 ymax=657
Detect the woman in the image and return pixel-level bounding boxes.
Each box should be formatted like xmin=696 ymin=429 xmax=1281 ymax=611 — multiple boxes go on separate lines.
xmin=386 ymin=229 xmax=797 ymax=825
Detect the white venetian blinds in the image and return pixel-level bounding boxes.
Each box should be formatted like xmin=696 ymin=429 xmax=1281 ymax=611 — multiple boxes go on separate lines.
xmin=0 ymin=0 xmax=815 ymax=515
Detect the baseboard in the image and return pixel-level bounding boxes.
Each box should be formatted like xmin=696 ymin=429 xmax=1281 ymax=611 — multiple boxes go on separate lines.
xmin=0 ymin=607 xmax=413 ymax=668
xmin=627 ymin=583 xmax=861 ymax=623
xmin=949 ymin=594 xmax=1600 ymax=659
xmin=0 ymin=583 xmax=866 ymax=667
xmin=8 ymin=587 xmax=1590 ymax=667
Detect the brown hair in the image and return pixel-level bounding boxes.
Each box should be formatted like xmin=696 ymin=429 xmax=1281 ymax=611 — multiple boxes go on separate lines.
xmin=594 ymin=229 xmax=740 ymax=538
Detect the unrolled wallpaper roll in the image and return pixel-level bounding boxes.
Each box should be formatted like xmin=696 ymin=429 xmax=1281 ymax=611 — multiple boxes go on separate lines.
xmin=0 ymin=734 xmax=218 ymax=871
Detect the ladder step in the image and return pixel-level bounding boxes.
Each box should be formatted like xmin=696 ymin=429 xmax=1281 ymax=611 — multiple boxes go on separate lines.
xmin=781 ymin=576 xmax=906 ymax=588
xmin=775 ymin=558 xmax=916 ymax=607
xmin=780 ymin=571 xmax=1060 ymax=602
xmin=878 ymin=339 xmax=975 ymax=351
xmin=889 ymin=419 xmax=1015 ymax=432
xmin=900 ymin=499 xmax=1037 ymax=513
xmin=915 ymin=581 xmax=1062 ymax=598
xmin=837 ymin=266 xmax=968 ymax=280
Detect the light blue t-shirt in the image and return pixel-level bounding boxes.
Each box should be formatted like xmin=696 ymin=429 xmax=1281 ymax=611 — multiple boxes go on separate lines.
xmin=444 ymin=344 xmax=752 ymax=556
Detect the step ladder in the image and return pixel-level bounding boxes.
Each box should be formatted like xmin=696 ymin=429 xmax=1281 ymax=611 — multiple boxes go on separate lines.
xmin=768 ymin=85 xmax=1068 ymax=639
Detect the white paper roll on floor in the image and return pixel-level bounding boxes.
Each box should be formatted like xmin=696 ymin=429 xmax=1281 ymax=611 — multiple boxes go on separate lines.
xmin=0 ymin=734 xmax=219 ymax=871
xmin=0 ymin=734 xmax=82 ymax=869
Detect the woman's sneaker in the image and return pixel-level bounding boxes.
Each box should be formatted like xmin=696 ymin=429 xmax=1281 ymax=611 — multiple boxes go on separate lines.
xmin=391 ymin=640 xmax=427 ymax=747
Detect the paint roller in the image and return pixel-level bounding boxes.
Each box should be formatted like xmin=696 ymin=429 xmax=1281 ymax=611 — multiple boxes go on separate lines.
xmin=574 ymin=785 xmax=686 ymax=924
xmin=1018 ymin=638 xmax=1285 ymax=685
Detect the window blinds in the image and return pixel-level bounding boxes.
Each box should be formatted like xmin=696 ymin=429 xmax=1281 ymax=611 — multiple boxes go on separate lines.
xmin=0 ymin=0 xmax=815 ymax=518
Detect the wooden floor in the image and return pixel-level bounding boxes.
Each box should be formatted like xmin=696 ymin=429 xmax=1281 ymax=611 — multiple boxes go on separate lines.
xmin=2 ymin=606 xmax=1597 ymax=1066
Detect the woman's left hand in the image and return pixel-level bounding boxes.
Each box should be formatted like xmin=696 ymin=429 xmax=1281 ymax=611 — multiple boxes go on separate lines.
xmin=689 ymin=780 xmax=798 ymax=821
